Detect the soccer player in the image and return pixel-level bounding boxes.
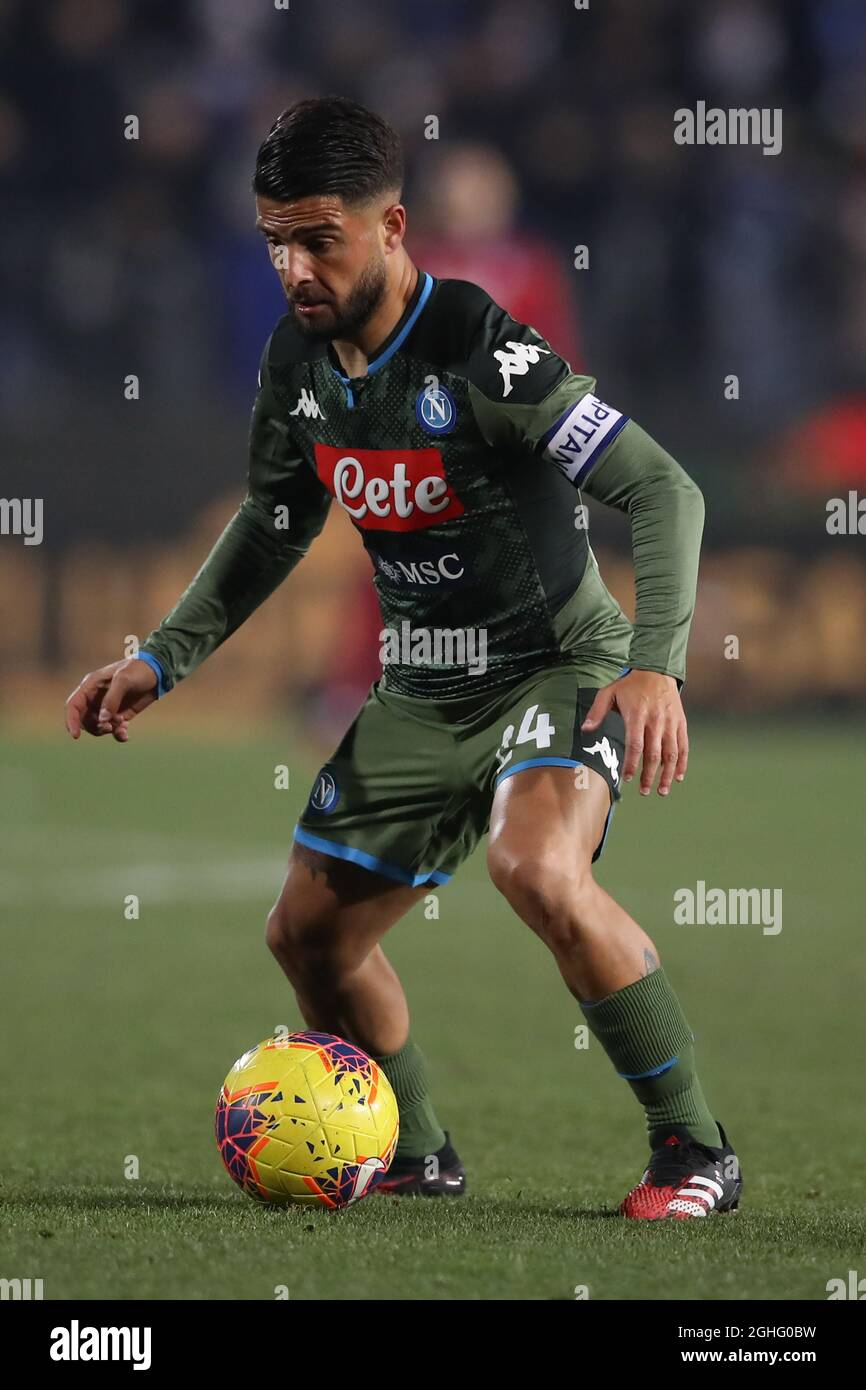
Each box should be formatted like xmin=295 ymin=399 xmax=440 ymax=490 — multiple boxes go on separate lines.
xmin=65 ymin=98 xmax=741 ymax=1219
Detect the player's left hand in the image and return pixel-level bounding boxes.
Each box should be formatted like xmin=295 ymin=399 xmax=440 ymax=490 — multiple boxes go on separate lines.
xmin=581 ymin=670 xmax=687 ymax=796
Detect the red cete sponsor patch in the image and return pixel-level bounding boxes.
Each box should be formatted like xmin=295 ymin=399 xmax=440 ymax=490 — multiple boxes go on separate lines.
xmin=314 ymin=445 xmax=465 ymax=531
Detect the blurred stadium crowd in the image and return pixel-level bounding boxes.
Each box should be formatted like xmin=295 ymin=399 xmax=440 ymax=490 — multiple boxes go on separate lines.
xmin=2 ymin=0 xmax=866 ymax=722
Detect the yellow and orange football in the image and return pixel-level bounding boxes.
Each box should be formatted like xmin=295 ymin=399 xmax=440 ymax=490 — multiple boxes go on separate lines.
xmin=215 ymin=1031 xmax=399 ymax=1207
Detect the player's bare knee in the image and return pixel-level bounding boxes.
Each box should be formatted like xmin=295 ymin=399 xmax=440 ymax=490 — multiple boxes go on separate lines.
xmin=488 ymin=846 xmax=595 ymax=943
xmin=266 ymin=898 xmax=320 ymax=967
xmin=266 ymin=897 xmax=364 ymax=991
xmin=265 ymin=898 xmax=295 ymax=962
xmin=487 ymin=839 xmax=565 ymax=901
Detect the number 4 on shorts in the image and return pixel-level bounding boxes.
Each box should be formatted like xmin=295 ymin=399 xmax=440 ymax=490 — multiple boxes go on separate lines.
xmin=494 ymin=703 xmax=556 ymax=774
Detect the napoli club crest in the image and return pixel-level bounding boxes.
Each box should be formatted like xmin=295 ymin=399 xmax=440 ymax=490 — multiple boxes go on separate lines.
xmin=415 ymin=383 xmax=457 ymax=435
xmin=309 ymin=769 xmax=340 ymax=813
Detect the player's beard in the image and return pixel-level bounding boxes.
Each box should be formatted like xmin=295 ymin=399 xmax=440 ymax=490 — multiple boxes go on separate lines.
xmin=289 ymin=254 xmax=388 ymax=342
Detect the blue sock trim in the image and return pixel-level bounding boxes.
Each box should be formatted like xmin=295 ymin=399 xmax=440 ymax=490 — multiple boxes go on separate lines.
xmin=136 ymin=650 xmax=167 ymax=697
xmin=293 ymin=827 xmax=450 ymax=888
xmin=618 ymin=1055 xmax=678 ymax=1081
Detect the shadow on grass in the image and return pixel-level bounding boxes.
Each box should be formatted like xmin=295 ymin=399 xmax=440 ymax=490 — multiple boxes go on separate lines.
xmin=18 ymin=1182 xmax=800 ymax=1230
xmin=5 ymin=1185 xmax=621 ymax=1224
xmin=3 ymin=1188 xmax=234 ymax=1216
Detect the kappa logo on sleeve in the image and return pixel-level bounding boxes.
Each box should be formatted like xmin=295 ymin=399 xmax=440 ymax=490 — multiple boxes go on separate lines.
xmin=314 ymin=445 xmax=465 ymax=531
xmin=493 ymin=341 xmax=551 ymax=398
xmin=542 ymin=393 xmax=630 ymax=485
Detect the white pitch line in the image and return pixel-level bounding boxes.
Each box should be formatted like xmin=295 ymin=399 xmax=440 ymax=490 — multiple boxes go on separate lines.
xmin=0 ymin=855 xmax=288 ymax=907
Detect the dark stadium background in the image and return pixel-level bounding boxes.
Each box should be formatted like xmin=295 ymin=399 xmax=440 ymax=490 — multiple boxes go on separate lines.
xmin=2 ymin=0 xmax=865 ymax=718
xmin=1 ymin=0 xmax=865 ymax=1305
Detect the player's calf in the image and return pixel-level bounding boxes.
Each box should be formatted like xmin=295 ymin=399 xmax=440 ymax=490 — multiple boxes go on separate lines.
xmin=488 ymin=838 xmax=658 ymax=1003
xmin=488 ymin=764 xmax=728 ymax=1171
xmin=264 ymin=846 xmax=455 ymax=1172
xmin=265 ymin=846 xmax=417 ymax=1053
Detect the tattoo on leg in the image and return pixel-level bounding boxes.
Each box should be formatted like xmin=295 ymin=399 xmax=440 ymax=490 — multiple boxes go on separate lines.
xmin=293 ymin=842 xmax=404 ymax=903
xmin=294 ymin=843 xmax=345 ymax=892
xmin=643 ymin=948 xmax=659 ymax=976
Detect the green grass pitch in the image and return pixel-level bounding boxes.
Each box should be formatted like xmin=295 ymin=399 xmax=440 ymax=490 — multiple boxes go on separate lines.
xmin=1 ymin=718 xmax=862 ymax=1300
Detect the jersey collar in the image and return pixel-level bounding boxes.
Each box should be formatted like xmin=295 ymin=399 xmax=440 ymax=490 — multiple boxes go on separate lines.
xmin=328 ymin=269 xmax=434 ymax=384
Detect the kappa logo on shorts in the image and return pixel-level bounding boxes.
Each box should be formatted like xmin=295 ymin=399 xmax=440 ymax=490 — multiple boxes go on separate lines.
xmin=582 ymin=736 xmax=620 ymax=785
xmin=313 ymin=445 xmax=465 ymax=532
xmin=309 ymin=769 xmax=340 ymax=813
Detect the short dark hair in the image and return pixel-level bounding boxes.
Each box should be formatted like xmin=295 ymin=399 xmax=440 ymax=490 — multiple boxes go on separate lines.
xmin=253 ymin=97 xmax=404 ymax=206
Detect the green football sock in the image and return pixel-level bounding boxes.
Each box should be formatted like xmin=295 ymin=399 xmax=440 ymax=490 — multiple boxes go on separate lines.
xmin=369 ymin=1038 xmax=447 ymax=1159
xmin=580 ymin=969 xmax=721 ymax=1148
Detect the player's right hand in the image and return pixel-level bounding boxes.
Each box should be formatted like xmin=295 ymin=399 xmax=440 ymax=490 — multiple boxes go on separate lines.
xmin=65 ymin=658 xmax=160 ymax=742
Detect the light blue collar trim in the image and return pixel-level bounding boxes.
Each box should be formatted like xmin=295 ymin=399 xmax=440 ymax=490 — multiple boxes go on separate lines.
xmin=330 ymin=271 xmax=433 ymax=384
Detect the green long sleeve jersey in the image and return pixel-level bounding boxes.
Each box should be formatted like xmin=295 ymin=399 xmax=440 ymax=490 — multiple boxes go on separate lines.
xmin=142 ymin=271 xmax=704 ymax=698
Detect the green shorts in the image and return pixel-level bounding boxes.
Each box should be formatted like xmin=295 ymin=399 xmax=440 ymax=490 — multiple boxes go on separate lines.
xmin=294 ymin=664 xmax=627 ymax=888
